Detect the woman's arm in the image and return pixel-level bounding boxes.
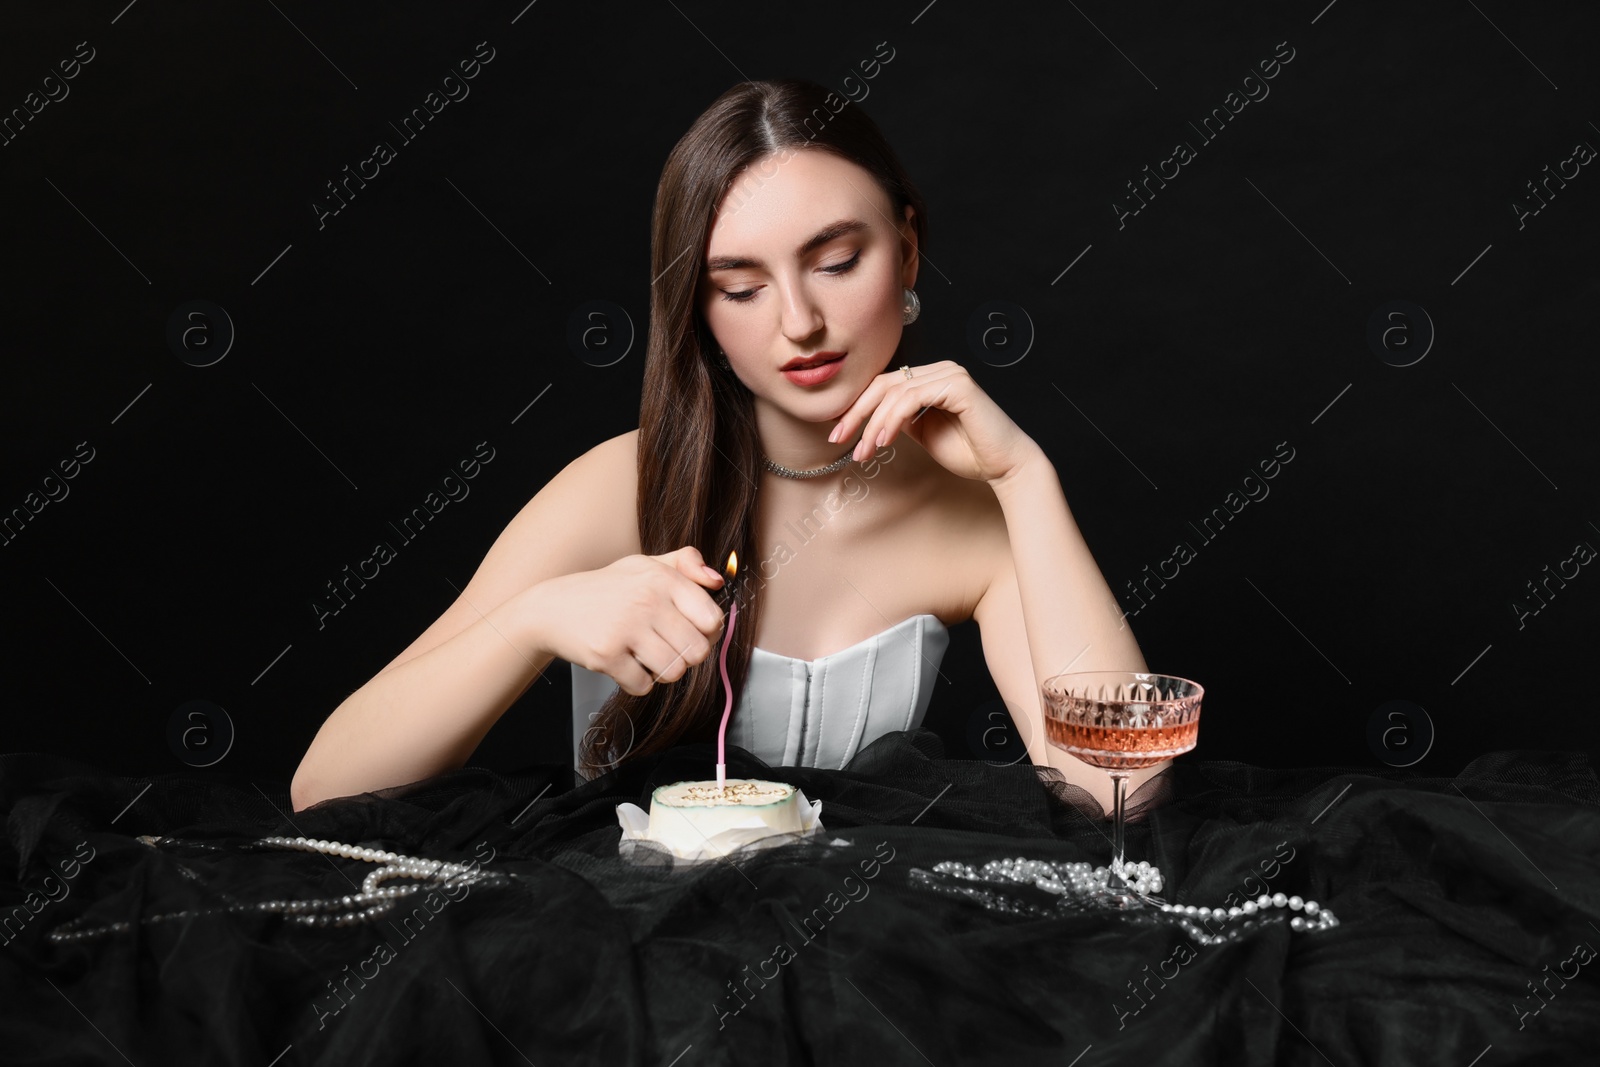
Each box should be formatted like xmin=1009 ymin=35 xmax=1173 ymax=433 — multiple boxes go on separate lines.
xmin=289 ymin=432 xmax=640 ymax=811
xmin=972 ymin=445 xmax=1160 ymax=812
xmin=826 ymin=359 xmax=1159 ymax=810
xmin=289 ymin=585 xmax=556 ymax=811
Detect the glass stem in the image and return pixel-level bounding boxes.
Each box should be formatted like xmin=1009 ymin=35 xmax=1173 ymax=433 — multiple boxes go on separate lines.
xmin=1109 ymin=771 xmax=1131 ymax=886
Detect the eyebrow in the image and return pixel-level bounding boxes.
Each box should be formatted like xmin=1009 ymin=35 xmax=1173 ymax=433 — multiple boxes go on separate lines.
xmin=705 ymin=217 xmax=870 ymax=272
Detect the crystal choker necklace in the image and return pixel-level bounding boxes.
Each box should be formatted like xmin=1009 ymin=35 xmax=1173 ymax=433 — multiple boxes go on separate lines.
xmin=761 ymin=447 xmax=857 ymax=479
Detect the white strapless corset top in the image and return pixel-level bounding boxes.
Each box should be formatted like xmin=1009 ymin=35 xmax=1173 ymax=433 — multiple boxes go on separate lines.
xmin=569 ymin=613 xmax=950 ymax=772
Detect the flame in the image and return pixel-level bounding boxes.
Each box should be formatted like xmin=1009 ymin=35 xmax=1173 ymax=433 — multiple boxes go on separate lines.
xmin=724 ymin=550 xmax=739 ymax=580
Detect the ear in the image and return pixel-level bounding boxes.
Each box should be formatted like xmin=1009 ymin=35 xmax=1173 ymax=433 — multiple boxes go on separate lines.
xmin=898 ymin=204 xmax=920 ymax=290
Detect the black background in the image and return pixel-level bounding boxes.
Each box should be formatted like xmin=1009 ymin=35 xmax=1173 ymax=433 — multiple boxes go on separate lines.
xmin=2 ymin=1 xmax=1595 ymax=785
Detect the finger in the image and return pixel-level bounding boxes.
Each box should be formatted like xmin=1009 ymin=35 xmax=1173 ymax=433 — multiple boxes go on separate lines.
xmin=658 ymin=546 xmax=725 ymax=589
xmin=828 ymin=366 xmax=902 ymax=447
xmin=854 ymin=377 xmax=951 ymax=461
xmin=847 ymin=384 xmax=907 ymax=459
xmin=612 ymin=652 xmax=657 ymax=697
xmin=676 ymin=545 xmax=715 ymax=580
xmin=862 ymin=390 xmax=923 ymax=455
xmin=688 ymin=547 xmax=736 ymax=588
xmin=631 ymin=631 xmax=686 ymax=686
xmin=672 ymin=578 xmax=726 ymax=637
xmin=685 ymin=554 xmax=728 ymax=589
xmin=647 ymin=624 xmax=710 ymax=685
xmin=892 ymin=379 xmax=958 ymax=447
xmin=840 ymin=364 xmax=959 ymax=457
xmin=658 ymin=614 xmax=715 ymax=672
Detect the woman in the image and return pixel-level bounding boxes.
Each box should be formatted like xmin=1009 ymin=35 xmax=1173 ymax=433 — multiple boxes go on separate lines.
xmin=290 ymin=78 xmax=1164 ymax=815
xmin=6 ymin=79 xmax=1591 ymax=1067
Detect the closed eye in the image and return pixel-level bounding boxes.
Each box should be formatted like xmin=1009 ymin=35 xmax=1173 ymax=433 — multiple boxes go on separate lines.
xmin=822 ymin=250 xmax=862 ymax=276
xmin=719 ymin=250 xmax=862 ymax=303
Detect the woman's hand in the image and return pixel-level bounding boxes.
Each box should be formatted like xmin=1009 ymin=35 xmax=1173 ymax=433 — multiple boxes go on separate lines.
xmin=527 ymin=546 xmax=727 ymax=696
xmin=828 ymin=360 xmax=1043 ymax=485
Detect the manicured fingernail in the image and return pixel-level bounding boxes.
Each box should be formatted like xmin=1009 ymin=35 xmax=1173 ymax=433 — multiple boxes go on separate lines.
xmin=875 ymin=429 xmax=887 ymax=449
xmin=827 ymin=424 xmax=841 ymax=443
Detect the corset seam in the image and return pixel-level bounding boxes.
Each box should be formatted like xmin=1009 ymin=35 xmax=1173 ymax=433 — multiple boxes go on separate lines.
xmin=814 ymin=659 xmax=827 ymax=768
xmin=840 ymin=641 xmax=875 ymax=769
xmin=902 ymin=615 xmax=924 ymax=733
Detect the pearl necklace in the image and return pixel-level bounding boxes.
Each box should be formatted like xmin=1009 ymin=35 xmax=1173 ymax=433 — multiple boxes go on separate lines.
xmin=913 ymin=857 xmax=1339 ymax=941
xmin=48 ymin=835 xmax=510 ymax=945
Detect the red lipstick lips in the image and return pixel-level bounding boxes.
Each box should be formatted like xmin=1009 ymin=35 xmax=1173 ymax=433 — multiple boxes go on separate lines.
xmin=779 ymin=351 xmax=846 ymax=387
xmin=780 ymin=351 xmax=846 ymax=371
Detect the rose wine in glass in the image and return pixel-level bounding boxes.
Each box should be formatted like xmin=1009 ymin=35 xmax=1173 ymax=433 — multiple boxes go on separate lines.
xmin=1042 ymin=671 xmax=1204 ymax=907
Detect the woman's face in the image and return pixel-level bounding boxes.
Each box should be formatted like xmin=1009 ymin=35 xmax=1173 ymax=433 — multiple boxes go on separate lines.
xmin=698 ymin=149 xmax=918 ymax=421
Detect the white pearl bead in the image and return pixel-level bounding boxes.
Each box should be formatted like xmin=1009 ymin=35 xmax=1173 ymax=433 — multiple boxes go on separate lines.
xmin=1242 ymin=901 xmax=1258 ymax=915
xmin=1255 ymin=894 xmax=1271 ymax=908
xmin=1288 ymin=896 xmax=1303 ymax=910
xmin=1304 ymin=901 xmax=1320 ymax=916
xmin=1271 ymin=893 xmax=1287 ymax=908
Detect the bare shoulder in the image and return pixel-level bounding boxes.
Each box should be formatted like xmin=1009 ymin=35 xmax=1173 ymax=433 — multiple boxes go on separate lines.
xmin=597 ymin=429 xmax=642 ymax=554
xmin=539 ymin=427 xmax=641 ymax=563
xmin=593 ymin=427 xmax=641 ymax=476
xmin=456 ymin=426 xmax=640 ymax=582
xmin=910 ymin=459 xmax=1009 ymax=626
xmin=374 ymin=429 xmax=640 ymax=675
xmin=578 ymin=427 xmax=638 ymax=482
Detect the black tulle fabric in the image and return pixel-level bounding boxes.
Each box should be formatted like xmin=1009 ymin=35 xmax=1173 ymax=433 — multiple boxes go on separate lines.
xmin=3 ymin=730 xmax=1598 ymax=1065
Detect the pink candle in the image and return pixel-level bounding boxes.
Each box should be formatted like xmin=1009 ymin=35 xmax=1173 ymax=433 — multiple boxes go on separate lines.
xmin=716 ymin=596 xmax=738 ymax=791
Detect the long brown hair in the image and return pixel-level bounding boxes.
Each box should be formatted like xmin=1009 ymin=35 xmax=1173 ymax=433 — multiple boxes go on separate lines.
xmin=577 ymin=78 xmax=928 ymax=778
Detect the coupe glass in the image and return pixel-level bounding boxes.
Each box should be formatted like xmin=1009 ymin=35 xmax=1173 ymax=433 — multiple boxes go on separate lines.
xmin=1042 ymin=671 xmax=1204 ymax=906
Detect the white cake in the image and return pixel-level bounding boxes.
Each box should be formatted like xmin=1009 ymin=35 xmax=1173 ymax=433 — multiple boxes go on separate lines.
xmin=646 ymin=779 xmax=802 ymax=854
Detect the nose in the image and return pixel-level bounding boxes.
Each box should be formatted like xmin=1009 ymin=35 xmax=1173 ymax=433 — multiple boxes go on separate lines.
xmin=777 ymin=274 xmax=825 ymax=344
